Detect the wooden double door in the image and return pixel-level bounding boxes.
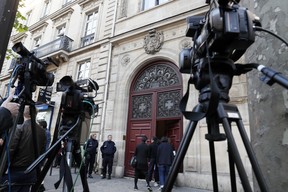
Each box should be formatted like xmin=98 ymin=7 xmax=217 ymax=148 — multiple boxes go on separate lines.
xmin=124 ymin=62 xmax=183 ymax=176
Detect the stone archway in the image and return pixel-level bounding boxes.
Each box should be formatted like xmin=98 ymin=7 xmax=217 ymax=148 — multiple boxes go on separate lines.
xmin=124 ymin=61 xmax=183 ymax=176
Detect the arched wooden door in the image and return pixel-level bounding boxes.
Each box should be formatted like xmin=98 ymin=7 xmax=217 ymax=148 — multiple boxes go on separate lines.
xmin=125 ymin=61 xmax=183 ymax=176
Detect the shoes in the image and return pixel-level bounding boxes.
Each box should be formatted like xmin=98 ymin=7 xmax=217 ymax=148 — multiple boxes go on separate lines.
xmin=153 ymin=182 xmax=159 ymax=187
xmin=88 ymin=175 xmax=93 ymax=178
xmin=108 ymin=175 xmax=111 ymax=179
xmin=38 ymin=184 xmax=46 ymax=192
xmin=158 ymin=185 xmax=164 ymax=191
xmin=134 ymin=186 xmax=138 ymax=190
xmin=101 ymin=175 xmax=106 ymax=179
xmin=147 ymin=185 xmax=152 ymax=191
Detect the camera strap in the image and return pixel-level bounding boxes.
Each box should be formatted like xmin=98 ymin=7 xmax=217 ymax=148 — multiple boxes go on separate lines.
xmin=179 ymin=42 xmax=220 ymax=121
xmin=179 ymin=77 xmax=206 ymax=121
xmin=54 ymin=155 xmax=73 ymax=191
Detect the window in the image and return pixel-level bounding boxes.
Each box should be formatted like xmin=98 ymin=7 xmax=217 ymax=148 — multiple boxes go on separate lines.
xmin=141 ymin=0 xmax=169 ymax=11
xmin=42 ymin=0 xmax=50 ymax=17
xmin=25 ymin=11 xmax=31 ymax=26
xmin=3 ymin=84 xmax=9 ymax=98
xmin=33 ymin=36 xmax=42 ymax=48
xmin=56 ymin=24 xmax=66 ymax=38
xmin=77 ymin=60 xmax=91 ymax=80
xmin=81 ymin=10 xmax=98 ymax=47
xmin=63 ymin=0 xmax=73 ymax=5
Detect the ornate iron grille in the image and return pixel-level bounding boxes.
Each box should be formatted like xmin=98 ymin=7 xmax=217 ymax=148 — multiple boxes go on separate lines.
xmin=133 ymin=64 xmax=180 ymax=91
xmin=131 ymin=94 xmax=152 ymax=119
xmin=157 ymin=90 xmax=182 ymax=118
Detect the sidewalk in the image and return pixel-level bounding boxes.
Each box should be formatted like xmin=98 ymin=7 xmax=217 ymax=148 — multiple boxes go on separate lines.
xmin=44 ymin=168 xmax=211 ymax=192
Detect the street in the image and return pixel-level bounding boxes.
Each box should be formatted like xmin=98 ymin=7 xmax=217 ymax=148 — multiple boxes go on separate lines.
xmin=43 ymin=167 xmax=211 ymax=192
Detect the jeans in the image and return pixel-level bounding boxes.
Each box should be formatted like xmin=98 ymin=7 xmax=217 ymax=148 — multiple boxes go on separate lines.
xmin=158 ymin=164 xmax=170 ymax=186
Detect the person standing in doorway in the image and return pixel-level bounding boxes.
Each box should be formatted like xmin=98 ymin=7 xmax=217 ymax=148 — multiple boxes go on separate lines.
xmin=148 ymin=136 xmax=159 ymax=187
xmin=100 ymin=134 xmax=116 ymax=179
xmin=133 ymin=135 xmax=152 ymax=191
xmin=157 ymin=136 xmax=174 ymax=190
xmin=84 ymin=133 xmax=99 ymax=178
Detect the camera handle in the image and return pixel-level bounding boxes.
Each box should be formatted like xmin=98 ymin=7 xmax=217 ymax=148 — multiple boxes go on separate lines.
xmin=235 ymin=63 xmax=288 ymax=90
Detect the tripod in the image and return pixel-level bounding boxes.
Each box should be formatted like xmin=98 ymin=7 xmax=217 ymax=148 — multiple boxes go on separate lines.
xmin=162 ymin=57 xmax=283 ymax=192
xmin=26 ymin=109 xmax=90 ymax=192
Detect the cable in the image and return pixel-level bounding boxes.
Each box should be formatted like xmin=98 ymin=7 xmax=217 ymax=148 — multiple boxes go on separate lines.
xmin=254 ymin=26 xmax=288 ymax=47
xmin=70 ymin=100 xmax=95 ymax=192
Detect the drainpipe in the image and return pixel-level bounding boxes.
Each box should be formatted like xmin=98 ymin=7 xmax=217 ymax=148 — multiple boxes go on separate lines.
xmin=99 ymin=0 xmax=119 ymax=142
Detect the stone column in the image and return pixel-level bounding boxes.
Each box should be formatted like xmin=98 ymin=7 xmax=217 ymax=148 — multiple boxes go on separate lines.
xmin=243 ymin=0 xmax=288 ymax=191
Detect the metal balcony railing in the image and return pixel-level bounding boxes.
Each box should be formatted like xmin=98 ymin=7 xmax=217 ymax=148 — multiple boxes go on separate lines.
xmin=33 ymin=35 xmax=73 ymax=58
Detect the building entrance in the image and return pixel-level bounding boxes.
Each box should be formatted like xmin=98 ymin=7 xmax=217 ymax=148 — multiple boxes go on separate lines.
xmin=124 ymin=61 xmax=183 ymax=176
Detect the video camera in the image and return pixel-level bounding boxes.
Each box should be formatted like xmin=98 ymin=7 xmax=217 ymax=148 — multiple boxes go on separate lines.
xmin=11 ymin=42 xmax=56 ymax=95
xmin=179 ymin=0 xmax=261 ymax=82
xmin=57 ymin=76 xmax=99 ymax=117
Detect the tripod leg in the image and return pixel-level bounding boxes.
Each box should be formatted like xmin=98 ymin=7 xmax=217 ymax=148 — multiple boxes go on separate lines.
xmin=163 ymin=120 xmax=199 ymax=192
xmin=236 ymin=120 xmax=269 ymax=192
xmin=221 ymin=117 xmax=253 ymax=192
xmin=31 ymin=143 xmax=61 ymax=192
xmin=228 ymin=134 xmax=237 ymax=192
xmin=208 ymin=140 xmax=218 ymax=191
xmin=73 ymin=141 xmax=89 ymax=192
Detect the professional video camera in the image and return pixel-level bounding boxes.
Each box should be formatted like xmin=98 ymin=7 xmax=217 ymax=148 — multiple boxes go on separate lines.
xmin=11 ymin=42 xmax=55 ymax=96
xmin=179 ymin=0 xmax=261 ymax=92
xmin=56 ymin=75 xmax=99 ymax=137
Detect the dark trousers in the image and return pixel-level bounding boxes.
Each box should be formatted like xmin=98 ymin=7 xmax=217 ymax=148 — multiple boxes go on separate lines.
xmin=134 ymin=168 xmax=150 ymax=188
xmin=148 ymin=158 xmax=159 ymax=182
xmin=1 ymin=168 xmax=36 ymax=192
xmin=102 ymin=156 xmax=113 ymax=176
xmin=85 ymin=153 xmax=96 ymax=175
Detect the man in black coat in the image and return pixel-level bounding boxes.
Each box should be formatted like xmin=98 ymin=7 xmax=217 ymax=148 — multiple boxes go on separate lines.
xmin=100 ymin=135 xmax=116 ymax=179
xmin=134 ymin=135 xmax=152 ymax=191
xmin=84 ymin=133 xmax=98 ymax=178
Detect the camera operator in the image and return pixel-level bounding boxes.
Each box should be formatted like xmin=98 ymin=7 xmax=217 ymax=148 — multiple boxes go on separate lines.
xmin=0 ymin=93 xmax=19 ymax=134
xmin=1 ymin=105 xmax=46 ymax=192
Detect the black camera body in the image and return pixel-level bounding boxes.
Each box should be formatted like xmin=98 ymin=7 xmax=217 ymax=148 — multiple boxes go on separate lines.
xmin=57 ymin=76 xmax=99 ymax=116
xmin=12 ymin=42 xmax=55 ymax=89
xmin=179 ymin=0 xmax=261 ymax=75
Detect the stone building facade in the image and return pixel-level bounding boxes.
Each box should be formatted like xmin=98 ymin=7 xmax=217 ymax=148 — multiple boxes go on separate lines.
xmin=0 ymin=0 xmax=256 ymax=191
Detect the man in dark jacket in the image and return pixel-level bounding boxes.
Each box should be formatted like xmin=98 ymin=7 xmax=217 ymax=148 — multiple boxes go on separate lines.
xmin=100 ymin=135 xmax=116 ymax=179
xmin=1 ymin=105 xmax=46 ymax=192
xmin=157 ymin=136 xmax=174 ymax=190
xmin=134 ymin=135 xmax=152 ymax=191
xmin=148 ymin=136 xmax=159 ymax=186
xmin=84 ymin=133 xmax=98 ymax=178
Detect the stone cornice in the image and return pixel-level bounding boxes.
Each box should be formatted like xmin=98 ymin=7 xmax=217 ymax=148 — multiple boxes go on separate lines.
xmin=10 ymin=33 xmax=28 ymax=43
xmin=29 ymin=21 xmax=49 ymax=34
xmin=50 ymin=7 xmax=74 ymax=22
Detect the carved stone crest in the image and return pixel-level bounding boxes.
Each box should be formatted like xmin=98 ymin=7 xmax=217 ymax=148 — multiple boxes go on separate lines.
xmin=143 ymin=29 xmax=164 ymax=54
